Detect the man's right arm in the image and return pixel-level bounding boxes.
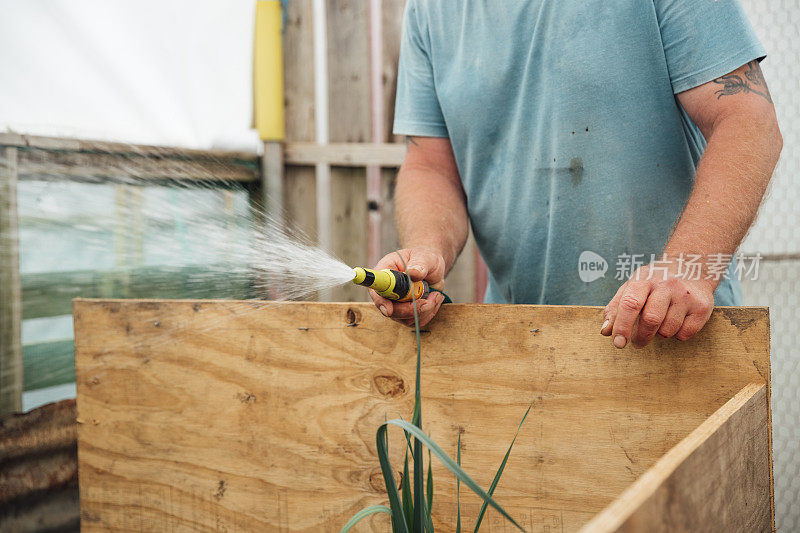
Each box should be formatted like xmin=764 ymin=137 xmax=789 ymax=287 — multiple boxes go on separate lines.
xmin=368 ymin=136 xmax=469 ymax=326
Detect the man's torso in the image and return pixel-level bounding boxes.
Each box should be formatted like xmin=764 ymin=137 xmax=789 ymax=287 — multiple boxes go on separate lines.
xmin=412 ymin=0 xmax=741 ymax=305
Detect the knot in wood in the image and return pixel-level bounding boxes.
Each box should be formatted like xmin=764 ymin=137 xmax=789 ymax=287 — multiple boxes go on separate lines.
xmin=369 ymin=469 xmax=403 ymax=492
xmin=345 ymin=308 xmax=361 ymax=326
xmin=373 ymin=373 xmax=406 ymax=398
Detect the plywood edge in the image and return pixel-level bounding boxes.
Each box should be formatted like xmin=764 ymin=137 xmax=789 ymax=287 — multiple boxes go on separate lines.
xmin=581 ymin=382 xmax=770 ymax=532
xmin=70 ymin=299 xmax=770 ymax=312
xmin=764 ymin=307 xmax=775 ymax=532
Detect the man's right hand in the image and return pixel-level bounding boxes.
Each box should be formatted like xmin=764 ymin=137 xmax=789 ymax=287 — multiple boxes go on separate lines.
xmin=368 ymin=248 xmax=447 ymax=327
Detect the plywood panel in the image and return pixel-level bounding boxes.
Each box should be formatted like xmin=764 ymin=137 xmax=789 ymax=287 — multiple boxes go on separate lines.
xmin=585 ymin=382 xmax=772 ymax=532
xmin=74 ymin=302 xmax=770 ymax=531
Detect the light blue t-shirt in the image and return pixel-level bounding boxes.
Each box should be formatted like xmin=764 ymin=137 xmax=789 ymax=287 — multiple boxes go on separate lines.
xmin=393 ymin=0 xmax=765 ymax=305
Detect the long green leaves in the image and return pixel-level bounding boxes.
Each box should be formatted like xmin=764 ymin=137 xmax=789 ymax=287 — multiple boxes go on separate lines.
xmin=377 ymin=419 xmax=409 ymax=533
xmin=402 ymin=447 xmax=413 ymax=527
xmin=426 ymin=449 xmax=433 ymax=522
xmin=343 ymin=257 xmax=530 ymax=532
xmin=340 ymin=505 xmax=392 ymax=533
xmin=398 ymin=419 xmax=434 ymax=533
xmin=404 ymin=260 xmax=426 ymax=533
xmin=456 ymin=431 xmax=462 ymax=533
xmin=473 ymin=402 xmax=534 ymax=532
xmin=379 ymin=419 xmax=525 ymax=532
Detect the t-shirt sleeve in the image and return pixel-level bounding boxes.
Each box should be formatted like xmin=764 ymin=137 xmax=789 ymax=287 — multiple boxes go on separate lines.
xmin=654 ymin=0 xmax=766 ymax=94
xmin=392 ymin=0 xmax=449 ymax=138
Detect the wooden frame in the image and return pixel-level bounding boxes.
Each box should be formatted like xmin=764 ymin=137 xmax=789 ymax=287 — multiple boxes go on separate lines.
xmin=0 ymin=147 xmax=22 ymax=414
xmin=73 ymin=301 xmax=772 ymax=532
xmin=0 ymin=133 xmax=260 ymax=184
xmin=0 ymin=133 xmax=264 ymax=408
xmin=283 ymin=142 xmax=405 ymax=168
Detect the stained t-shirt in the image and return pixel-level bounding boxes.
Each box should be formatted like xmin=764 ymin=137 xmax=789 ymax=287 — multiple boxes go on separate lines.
xmin=393 ymin=0 xmax=765 ymax=305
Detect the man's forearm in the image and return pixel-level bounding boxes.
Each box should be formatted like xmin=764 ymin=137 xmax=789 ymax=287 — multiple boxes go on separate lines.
xmin=395 ymin=162 xmax=469 ymax=273
xmin=663 ymin=112 xmax=782 ymax=285
xmin=603 ymin=61 xmax=781 ymax=349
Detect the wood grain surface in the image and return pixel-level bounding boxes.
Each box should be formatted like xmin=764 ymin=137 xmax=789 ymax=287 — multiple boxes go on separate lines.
xmin=283 ymin=143 xmax=406 ymax=168
xmin=73 ymin=301 xmax=770 ymax=532
xmin=585 ymin=381 xmax=772 ymax=532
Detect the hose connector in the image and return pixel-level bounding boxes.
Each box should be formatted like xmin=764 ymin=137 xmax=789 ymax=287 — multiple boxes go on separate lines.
xmin=352 ymin=267 xmax=430 ymax=302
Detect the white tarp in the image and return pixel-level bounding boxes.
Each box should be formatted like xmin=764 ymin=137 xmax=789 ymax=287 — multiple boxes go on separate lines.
xmin=0 ymin=0 xmax=259 ymax=150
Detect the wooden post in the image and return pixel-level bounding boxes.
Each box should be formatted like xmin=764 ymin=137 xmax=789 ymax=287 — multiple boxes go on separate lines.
xmin=247 ymin=141 xmax=285 ymax=299
xmin=261 ymin=140 xmax=285 ymax=299
xmin=328 ymin=0 xmax=370 ymax=302
xmin=283 ymin=0 xmax=319 ymax=300
xmin=366 ymin=0 xmax=385 ymax=267
xmin=262 ymin=141 xmax=284 ymax=226
xmin=112 ymin=185 xmax=143 ymax=297
xmin=0 ymin=147 xmax=23 ymax=414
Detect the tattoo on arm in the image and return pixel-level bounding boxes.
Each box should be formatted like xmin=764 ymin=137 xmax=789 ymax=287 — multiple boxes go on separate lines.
xmin=712 ymin=61 xmax=773 ymax=103
xmin=406 ymin=136 xmax=419 ymax=146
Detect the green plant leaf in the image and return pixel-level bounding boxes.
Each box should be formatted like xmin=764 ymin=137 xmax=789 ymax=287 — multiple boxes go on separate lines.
xmin=382 ymin=254 xmax=522 ymax=532
xmin=473 ymin=401 xmax=534 ymax=532
xmin=380 ymin=419 xmax=525 ymax=532
xmin=403 ymin=446 xmax=413 ymax=528
xmin=456 ymin=431 xmax=462 ymax=533
xmin=414 ymin=434 xmax=424 ymax=532
xmin=426 ymin=448 xmax=434 ymax=532
xmin=340 ymin=505 xmax=392 ymax=533
xmin=395 ymin=256 xmax=426 ymax=533
xmin=394 ymin=254 xmax=423 ymax=431
xmin=398 ymin=422 xmax=433 ymax=532
xmin=377 ymin=424 xmax=409 ymax=533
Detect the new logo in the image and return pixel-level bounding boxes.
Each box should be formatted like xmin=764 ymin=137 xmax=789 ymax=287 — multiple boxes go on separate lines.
xmin=578 ymin=251 xmax=607 ymax=283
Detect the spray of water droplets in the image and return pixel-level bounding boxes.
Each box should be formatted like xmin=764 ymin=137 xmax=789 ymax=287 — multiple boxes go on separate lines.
xmin=4 ymin=144 xmax=357 ymax=305
xmin=1 ymin=142 xmax=366 ymax=408
xmin=250 ymin=215 xmax=356 ymax=300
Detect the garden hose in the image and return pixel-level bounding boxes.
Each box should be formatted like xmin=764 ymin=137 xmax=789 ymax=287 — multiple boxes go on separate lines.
xmin=352 ymin=267 xmax=450 ymax=303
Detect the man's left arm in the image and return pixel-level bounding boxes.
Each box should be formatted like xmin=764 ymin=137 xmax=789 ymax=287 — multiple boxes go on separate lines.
xmin=601 ymin=60 xmax=782 ymax=348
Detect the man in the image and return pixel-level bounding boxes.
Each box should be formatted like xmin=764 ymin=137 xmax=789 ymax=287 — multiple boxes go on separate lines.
xmin=370 ymin=0 xmax=782 ymax=348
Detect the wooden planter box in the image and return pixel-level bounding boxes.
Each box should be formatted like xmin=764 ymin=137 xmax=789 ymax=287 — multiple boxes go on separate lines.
xmin=73 ymin=301 xmax=773 ymax=532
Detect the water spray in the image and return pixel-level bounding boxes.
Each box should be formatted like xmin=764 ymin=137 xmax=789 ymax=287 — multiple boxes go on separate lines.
xmin=351 ymin=267 xmax=429 ymax=302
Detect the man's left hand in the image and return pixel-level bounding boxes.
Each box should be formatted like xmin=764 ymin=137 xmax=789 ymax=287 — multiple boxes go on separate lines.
xmin=600 ymin=264 xmax=715 ymax=348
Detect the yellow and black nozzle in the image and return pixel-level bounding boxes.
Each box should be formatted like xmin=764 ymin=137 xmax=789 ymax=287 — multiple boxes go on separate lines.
xmin=352 ymin=267 xmax=429 ymax=302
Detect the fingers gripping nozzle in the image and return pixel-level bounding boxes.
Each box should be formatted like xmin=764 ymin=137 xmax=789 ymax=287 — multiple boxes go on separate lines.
xmin=352 ymin=267 xmax=430 ymax=302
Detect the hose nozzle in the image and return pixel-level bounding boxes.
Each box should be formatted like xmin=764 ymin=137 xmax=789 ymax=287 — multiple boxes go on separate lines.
xmin=352 ymin=267 xmax=429 ymax=302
